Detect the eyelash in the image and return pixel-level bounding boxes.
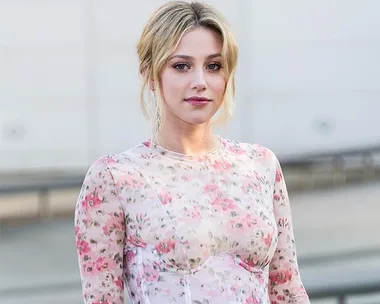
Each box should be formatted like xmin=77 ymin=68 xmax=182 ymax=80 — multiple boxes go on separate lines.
xmin=172 ymin=62 xmax=222 ymax=72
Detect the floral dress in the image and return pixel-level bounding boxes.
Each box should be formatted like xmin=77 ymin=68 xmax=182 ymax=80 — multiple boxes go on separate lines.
xmin=74 ymin=137 xmax=310 ymax=304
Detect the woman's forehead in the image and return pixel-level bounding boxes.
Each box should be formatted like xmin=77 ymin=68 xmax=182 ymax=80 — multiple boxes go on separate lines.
xmin=170 ymin=28 xmax=222 ymax=60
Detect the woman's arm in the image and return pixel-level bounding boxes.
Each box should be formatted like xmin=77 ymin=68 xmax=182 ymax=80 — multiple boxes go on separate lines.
xmin=268 ymin=156 xmax=310 ymax=304
xmin=74 ymin=157 xmax=125 ymax=304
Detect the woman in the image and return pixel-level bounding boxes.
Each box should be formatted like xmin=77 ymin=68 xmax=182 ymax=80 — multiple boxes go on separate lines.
xmin=74 ymin=1 xmax=310 ymax=303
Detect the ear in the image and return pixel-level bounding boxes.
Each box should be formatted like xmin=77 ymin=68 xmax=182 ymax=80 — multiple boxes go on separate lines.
xmin=149 ymin=78 xmax=155 ymax=92
xmin=140 ymin=66 xmax=155 ymax=92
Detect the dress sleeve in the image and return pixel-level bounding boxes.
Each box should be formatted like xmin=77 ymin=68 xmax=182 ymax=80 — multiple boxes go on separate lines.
xmin=268 ymin=156 xmax=310 ymax=303
xmin=74 ymin=157 xmax=125 ymax=304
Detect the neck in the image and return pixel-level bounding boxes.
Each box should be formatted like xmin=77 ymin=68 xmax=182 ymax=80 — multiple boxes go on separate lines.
xmin=155 ymin=121 xmax=219 ymax=156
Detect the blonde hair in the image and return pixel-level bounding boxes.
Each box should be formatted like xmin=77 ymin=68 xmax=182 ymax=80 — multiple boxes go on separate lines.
xmin=136 ymin=1 xmax=238 ymax=136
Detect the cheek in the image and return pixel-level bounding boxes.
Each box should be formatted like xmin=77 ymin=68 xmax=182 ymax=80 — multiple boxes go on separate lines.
xmin=161 ymin=72 xmax=186 ymax=98
xmin=211 ymin=77 xmax=227 ymax=98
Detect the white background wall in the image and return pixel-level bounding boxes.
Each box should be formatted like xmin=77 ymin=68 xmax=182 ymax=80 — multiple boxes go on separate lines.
xmin=0 ymin=0 xmax=379 ymax=172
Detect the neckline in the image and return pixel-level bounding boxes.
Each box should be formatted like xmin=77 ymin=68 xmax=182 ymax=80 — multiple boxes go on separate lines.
xmin=142 ymin=135 xmax=225 ymax=162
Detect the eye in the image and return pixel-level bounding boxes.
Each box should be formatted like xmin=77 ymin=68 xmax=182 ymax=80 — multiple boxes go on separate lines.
xmin=207 ymin=63 xmax=222 ymax=71
xmin=173 ymin=63 xmax=190 ymax=71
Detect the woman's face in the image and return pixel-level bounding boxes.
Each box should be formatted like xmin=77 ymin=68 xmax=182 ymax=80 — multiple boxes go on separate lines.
xmin=159 ymin=27 xmax=226 ymax=127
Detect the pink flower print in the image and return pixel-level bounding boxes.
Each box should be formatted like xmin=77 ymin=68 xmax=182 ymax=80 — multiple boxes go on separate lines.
xmin=104 ymin=156 xmax=117 ymax=165
xmin=277 ymin=217 xmax=290 ymax=229
xmin=245 ymin=296 xmax=259 ymax=304
xmin=203 ymin=184 xmax=220 ymax=193
xmin=127 ymin=235 xmax=148 ymax=248
xmin=82 ymin=252 xmax=113 ymax=275
xmin=181 ymin=207 xmax=202 ymax=223
xmin=227 ymin=217 xmax=244 ymax=232
xmin=275 ymin=167 xmax=283 ymax=183
xmin=102 ymin=213 xmax=124 ymax=235
xmin=230 ymin=285 xmax=238 ymax=293
xmin=76 ymin=239 xmax=91 ymax=256
xmin=211 ymin=197 xmax=237 ymax=211
xmin=126 ymin=250 xmax=136 ymax=263
xmin=159 ymin=192 xmax=173 ymax=205
xmin=228 ymin=145 xmax=246 ymax=155
xmin=94 ymin=256 xmax=108 ymax=272
xmin=273 ymin=193 xmax=281 ymax=201
xmin=189 ymin=208 xmax=202 ymax=220
xmin=142 ymin=140 xmax=151 ymax=147
xmin=276 ymin=295 xmax=286 ymax=301
xmin=114 ymin=278 xmax=123 ymax=289
xmin=82 ymin=261 xmax=95 ymax=275
xmin=155 ymin=239 xmax=176 ymax=254
xmin=142 ymin=264 xmax=160 ymax=283
xmin=239 ymin=256 xmax=256 ymax=269
xmin=256 ymin=271 xmax=265 ymax=285
xmin=87 ymin=256 xmax=118 ymax=275
xmin=264 ymin=233 xmax=272 ymax=247
xmin=141 ymin=153 xmax=152 ymax=159
xmin=241 ymin=177 xmax=262 ymax=194
xmin=81 ymin=193 xmax=102 ymax=210
xmin=242 ymin=213 xmax=263 ymax=229
xmin=118 ymin=171 xmax=145 ymax=189
xmin=255 ymin=144 xmax=271 ymax=159
xmin=99 ymin=293 xmax=121 ymax=304
xmin=181 ymin=175 xmax=191 ymax=182
xmin=269 ymin=270 xmax=292 ymax=284
xmin=212 ymin=160 xmax=233 ymax=170
xmin=74 ymin=225 xmax=81 ymax=238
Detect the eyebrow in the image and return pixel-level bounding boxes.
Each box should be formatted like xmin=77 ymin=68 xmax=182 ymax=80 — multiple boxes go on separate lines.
xmin=169 ymin=53 xmax=222 ymax=60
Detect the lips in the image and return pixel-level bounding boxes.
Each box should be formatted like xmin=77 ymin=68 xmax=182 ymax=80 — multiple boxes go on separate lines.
xmin=184 ymin=96 xmax=211 ymax=106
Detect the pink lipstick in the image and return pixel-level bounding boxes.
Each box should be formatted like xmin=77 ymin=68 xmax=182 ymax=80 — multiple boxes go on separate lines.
xmin=184 ymin=96 xmax=211 ymax=106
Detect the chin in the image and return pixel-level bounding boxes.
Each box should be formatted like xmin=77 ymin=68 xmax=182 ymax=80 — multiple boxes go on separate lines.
xmin=185 ymin=116 xmax=212 ymax=125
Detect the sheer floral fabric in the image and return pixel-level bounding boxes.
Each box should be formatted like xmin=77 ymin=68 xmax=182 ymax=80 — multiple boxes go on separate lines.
xmin=75 ymin=137 xmax=310 ymax=304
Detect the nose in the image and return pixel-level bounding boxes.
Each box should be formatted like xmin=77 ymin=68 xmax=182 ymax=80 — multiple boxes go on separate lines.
xmin=191 ymin=69 xmax=207 ymax=91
